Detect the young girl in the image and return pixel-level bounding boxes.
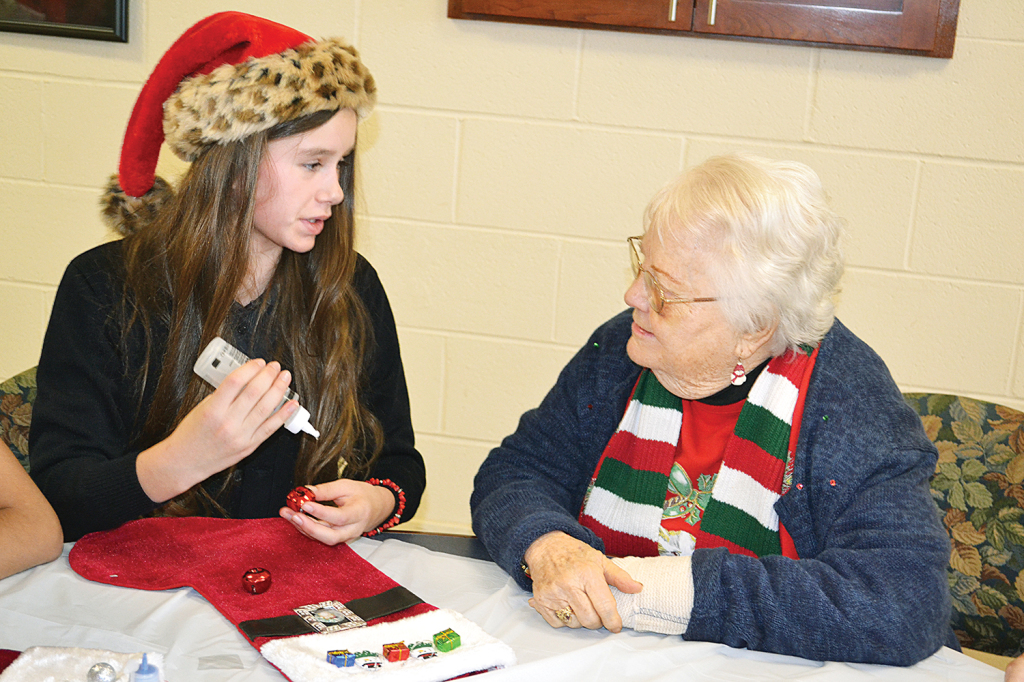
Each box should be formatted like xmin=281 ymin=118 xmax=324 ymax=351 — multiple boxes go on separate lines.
xmin=28 ymin=12 xmax=424 ymax=544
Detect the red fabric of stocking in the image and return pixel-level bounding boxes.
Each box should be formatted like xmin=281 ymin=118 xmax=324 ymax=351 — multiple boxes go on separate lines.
xmin=69 ymin=517 xmax=434 ymax=647
xmin=0 ymin=650 xmax=20 ymax=673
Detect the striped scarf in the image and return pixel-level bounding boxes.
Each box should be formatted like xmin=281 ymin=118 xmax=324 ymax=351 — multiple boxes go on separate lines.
xmin=579 ymin=347 xmax=817 ymax=558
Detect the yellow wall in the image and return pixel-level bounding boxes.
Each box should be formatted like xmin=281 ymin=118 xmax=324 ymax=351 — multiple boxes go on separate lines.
xmin=1 ymin=0 xmax=1022 ymax=534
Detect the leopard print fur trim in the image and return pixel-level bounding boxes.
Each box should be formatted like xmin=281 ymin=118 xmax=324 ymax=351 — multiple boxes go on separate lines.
xmin=163 ymin=38 xmax=376 ymax=162
xmin=101 ymin=174 xmax=174 ymax=235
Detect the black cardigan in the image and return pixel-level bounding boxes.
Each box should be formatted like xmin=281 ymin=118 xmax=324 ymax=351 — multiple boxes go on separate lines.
xmin=30 ymin=241 xmax=424 ymax=541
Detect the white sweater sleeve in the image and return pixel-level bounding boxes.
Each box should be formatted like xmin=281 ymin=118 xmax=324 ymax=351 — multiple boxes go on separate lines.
xmin=610 ymin=555 xmax=694 ymax=635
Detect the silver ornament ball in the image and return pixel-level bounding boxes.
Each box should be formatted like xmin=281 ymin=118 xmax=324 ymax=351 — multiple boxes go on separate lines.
xmin=87 ymin=662 xmax=117 ymax=682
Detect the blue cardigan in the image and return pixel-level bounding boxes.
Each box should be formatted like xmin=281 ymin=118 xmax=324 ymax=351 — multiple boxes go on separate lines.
xmin=471 ymin=311 xmax=955 ymax=665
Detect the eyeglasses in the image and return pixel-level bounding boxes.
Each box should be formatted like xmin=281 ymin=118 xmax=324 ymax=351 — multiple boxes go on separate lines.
xmin=628 ymin=236 xmax=718 ymax=314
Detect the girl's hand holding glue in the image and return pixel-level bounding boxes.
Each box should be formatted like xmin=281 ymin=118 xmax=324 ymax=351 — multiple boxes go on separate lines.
xmin=135 ymin=338 xmax=315 ymax=504
xmin=193 ymin=338 xmax=319 ymax=438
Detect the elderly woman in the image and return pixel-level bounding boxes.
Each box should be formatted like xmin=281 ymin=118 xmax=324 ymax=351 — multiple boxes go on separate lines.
xmin=471 ymin=154 xmax=955 ymax=665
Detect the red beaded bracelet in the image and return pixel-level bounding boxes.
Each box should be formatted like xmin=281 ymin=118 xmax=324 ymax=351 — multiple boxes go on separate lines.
xmin=362 ymin=478 xmax=406 ymax=537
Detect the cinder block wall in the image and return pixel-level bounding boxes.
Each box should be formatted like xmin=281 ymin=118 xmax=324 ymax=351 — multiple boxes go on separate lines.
xmin=1 ymin=0 xmax=1021 ymax=534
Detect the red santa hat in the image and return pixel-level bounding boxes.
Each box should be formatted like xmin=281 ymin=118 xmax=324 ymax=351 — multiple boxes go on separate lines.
xmin=102 ymin=11 xmax=376 ymax=235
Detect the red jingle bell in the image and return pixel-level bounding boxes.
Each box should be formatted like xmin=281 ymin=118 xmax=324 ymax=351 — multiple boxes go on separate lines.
xmin=243 ymin=567 xmax=272 ymax=595
xmin=287 ymin=485 xmax=316 ymax=512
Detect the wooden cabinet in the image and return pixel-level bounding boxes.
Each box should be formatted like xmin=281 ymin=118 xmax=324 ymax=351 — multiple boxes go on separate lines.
xmin=453 ymin=0 xmax=692 ymax=31
xmin=448 ymin=0 xmax=960 ymax=58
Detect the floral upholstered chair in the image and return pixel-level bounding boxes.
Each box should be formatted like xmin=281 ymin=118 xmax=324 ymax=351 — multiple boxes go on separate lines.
xmin=0 ymin=366 xmax=35 ymax=473
xmin=905 ymin=393 xmax=1024 ymax=658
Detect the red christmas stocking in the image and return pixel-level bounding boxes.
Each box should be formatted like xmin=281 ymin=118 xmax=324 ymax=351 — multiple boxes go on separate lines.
xmin=70 ymin=517 xmax=515 ymax=681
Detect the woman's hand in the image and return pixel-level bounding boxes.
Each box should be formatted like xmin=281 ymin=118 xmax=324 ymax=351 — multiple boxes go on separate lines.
xmin=524 ymin=530 xmax=643 ymax=632
xmin=279 ymin=480 xmax=395 ymax=546
xmin=136 ymin=359 xmax=298 ymax=503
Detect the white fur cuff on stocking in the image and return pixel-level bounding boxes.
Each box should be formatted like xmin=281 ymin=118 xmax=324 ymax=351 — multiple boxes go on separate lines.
xmin=0 ymin=647 xmax=163 ymax=682
xmin=261 ymin=608 xmax=516 ymax=682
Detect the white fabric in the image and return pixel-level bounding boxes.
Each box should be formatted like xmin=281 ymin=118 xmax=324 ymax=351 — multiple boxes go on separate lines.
xmin=0 ymin=647 xmax=164 ymax=682
xmin=711 ymin=464 xmax=782 ymax=531
xmin=610 ymin=556 xmax=694 ymax=636
xmin=0 ymin=540 xmax=1003 ymax=682
xmin=657 ymin=527 xmax=697 ymax=556
xmin=618 ymin=400 xmax=682 ymax=445
xmin=581 ymin=486 xmax=664 ymax=540
xmin=747 ymin=367 xmax=799 ymax=424
xmin=261 ymin=609 xmax=515 ymax=682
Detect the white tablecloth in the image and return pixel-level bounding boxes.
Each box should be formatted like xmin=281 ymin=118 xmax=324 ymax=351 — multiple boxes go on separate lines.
xmin=0 ymin=538 xmax=1003 ymax=681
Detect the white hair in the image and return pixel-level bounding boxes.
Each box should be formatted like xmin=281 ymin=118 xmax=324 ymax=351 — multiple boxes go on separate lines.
xmin=646 ymin=153 xmax=845 ymax=356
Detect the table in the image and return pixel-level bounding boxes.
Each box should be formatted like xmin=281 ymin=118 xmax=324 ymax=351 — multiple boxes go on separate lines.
xmin=0 ymin=535 xmax=1003 ymax=681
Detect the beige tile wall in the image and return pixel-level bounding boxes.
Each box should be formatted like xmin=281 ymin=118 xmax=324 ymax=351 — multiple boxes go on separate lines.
xmin=2 ymin=0 xmax=1022 ymax=534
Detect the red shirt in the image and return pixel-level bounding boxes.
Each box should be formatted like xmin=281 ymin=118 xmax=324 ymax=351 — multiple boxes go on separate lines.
xmin=659 ymin=399 xmax=744 ymax=555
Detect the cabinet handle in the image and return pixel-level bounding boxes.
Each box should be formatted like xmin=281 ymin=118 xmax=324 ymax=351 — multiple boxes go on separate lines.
xmin=708 ymin=0 xmax=717 ymax=25
xmin=669 ymin=0 xmax=678 ymax=22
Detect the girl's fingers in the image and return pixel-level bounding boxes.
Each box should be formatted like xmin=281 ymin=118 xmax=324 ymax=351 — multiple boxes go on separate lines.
xmin=214 ymin=359 xmax=267 ymax=402
xmin=282 ymin=508 xmax=359 ymax=546
xmin=235 ymin=362 xmax=283 ymax=410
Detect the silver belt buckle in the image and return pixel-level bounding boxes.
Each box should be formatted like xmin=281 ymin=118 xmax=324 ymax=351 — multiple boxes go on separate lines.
xmin=294 ymin=600 xmax=366 ymax=634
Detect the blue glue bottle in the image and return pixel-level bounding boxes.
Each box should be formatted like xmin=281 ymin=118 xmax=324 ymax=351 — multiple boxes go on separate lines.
xmin=132 ymin=654 xmax=160 ymax=682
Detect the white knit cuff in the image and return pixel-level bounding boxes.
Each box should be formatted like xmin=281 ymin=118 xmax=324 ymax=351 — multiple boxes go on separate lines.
xmin=610 ymin=555 xmax=694 ymax=636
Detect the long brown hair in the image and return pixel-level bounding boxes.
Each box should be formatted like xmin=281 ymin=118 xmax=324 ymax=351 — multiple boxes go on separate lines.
xmin=119 ymin=108 xmax=383 ymax=517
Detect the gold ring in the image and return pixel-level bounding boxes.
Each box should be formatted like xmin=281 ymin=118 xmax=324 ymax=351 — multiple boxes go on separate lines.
xmin=554 ymin=606 xmax=573 ymax=624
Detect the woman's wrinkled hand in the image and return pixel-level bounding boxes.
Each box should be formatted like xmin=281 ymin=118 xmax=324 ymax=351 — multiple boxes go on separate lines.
xmin=279 ymin=480 xmax=395 ymax=546
xmin=137 ymin=359 xmax=298 ymax=503
xmin=524 ymin=530 xmax=643 ymax=632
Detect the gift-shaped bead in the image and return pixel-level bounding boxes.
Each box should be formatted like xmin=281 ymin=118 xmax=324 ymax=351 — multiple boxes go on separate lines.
xmin=383 ymin=641 xmax=410 ymax=662
xmin=327 ymin=650 xmax=356 ymax=667
xmin=433 ymin=628 xmax=461 ymax=653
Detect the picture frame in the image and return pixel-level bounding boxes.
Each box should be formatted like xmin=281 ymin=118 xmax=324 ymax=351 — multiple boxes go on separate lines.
xmin=0 ymin=0 xmax=127 ymax=42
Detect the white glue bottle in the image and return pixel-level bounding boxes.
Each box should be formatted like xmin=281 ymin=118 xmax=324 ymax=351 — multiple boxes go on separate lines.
xmin=193 ymin=337 xmax=320 ymax=439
